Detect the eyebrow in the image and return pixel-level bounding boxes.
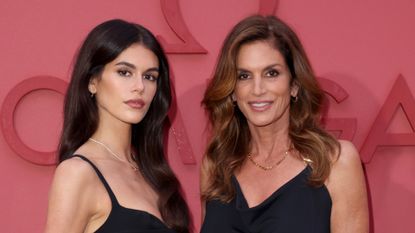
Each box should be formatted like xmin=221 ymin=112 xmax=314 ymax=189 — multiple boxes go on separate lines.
xmin=115 ymin=61 xmax=136 ymax=69
xmin=237 ymin=63 xmax=283 ymax=72
xmin=145 ymin=67 xmax=160 ymax=73
xmin=115 ymin=61 xmax=159 ymax=72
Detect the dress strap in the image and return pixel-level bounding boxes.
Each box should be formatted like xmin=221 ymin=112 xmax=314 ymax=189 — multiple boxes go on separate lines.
xmin=72 ymin=154 xmax=119 ymax=206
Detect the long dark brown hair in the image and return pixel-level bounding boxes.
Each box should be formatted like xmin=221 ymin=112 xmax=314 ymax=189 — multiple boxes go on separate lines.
xmin=58 ymin=19 xmax=190 ymax=233
xmin=202 ymin=15 xmax=340 ymax=202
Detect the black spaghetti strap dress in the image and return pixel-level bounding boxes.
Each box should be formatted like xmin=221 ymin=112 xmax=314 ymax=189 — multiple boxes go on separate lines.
xmin=200 ymin=166 xmax=332 ymax=233
xmin=73 ymin=155 xmax=176 ymax=233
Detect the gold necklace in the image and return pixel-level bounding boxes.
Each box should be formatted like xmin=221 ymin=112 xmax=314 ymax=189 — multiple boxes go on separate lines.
xmin=88 ymin=138 xmax=139 ymax=171
xmin=247 ymin=149 xmax=290 ymax=171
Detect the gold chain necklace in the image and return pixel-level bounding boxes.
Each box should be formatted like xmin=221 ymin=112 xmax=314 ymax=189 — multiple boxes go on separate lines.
xmin=247 ymin=149 xmax=290 ymax=171
xmin=88 ymin=138 xmax=139 ymax=171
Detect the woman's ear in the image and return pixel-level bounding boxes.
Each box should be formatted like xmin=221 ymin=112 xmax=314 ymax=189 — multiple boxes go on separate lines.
xmin=290 ymin=80 xmax=299 ymax=98
xmin=88 ymin=77 xmax=97 ymax=95
xmin=231 ymin=93 xmax=236 ymax=102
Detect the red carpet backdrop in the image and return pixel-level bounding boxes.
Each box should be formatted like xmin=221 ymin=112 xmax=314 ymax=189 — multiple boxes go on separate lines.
xmin=0 ymin=0 xmax=414 ymax=232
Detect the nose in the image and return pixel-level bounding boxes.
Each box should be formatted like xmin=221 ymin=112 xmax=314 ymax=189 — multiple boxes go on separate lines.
xmin=133 ymin=76 xmax=145 ymax=94
xmin=252 ymin=75 xmax=265 ymax=96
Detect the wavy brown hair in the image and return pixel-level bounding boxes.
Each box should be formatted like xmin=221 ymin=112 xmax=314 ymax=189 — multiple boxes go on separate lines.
xmin=59 ymin=19 xmax=190 ymax=233
xmin=202 ymin=15 xmax=340 ymax=202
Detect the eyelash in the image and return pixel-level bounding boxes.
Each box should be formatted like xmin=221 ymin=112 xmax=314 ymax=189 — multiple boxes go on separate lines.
xmin=237 ymin=69 xmax=280 ymax=80
xmin=237 ymin=73 xmax=250 ymax=80
xmin=144 ymin=74 xmax=158 ymax=81
xmin=117 ymin=69 xmax=132 ymax=77
xmin=117 ymin=69 xmax=158 ymax=82
xmin=266 ymin=69 xmax=280 ymax=77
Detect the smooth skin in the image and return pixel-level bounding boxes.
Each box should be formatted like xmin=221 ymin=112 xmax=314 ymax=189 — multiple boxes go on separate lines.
xmin=45 ymin=44 xmax=163 ymax=233
xmin=201 ymin=41 xmax=368 ymax=233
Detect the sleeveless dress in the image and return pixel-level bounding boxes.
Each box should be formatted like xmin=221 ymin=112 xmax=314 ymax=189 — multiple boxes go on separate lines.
xmin=200 ymin=166 xmax=332 ymax=233
xmin=73 ymin=155 xmax=176 ymax=233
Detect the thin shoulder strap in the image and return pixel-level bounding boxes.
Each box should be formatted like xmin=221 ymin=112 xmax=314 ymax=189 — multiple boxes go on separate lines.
xmin=72 ymin=154 xmax=119 ymax=206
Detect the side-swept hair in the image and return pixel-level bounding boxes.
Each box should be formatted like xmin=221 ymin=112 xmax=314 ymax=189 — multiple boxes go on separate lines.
xmin=202 ymin=15 xmax=339 ymax=202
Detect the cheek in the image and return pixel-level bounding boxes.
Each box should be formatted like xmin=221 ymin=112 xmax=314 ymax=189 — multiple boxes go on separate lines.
xmin=95 ymin=79 xmax=126 ymax=107
xmin=103 ymin=82 xmax=117 ymax=94
xmin=276 ymin=87 xmax=292 ymax=98
xmin=273 ymin=90 xmax=292 ymax=108
xmin=104 ymin=83 xmax=124 ymax=102
xmin=146 ymin=83 xmax=158 ymax=100
xmin=234 ymin=84 xmax=249 ymax=100
xmin=269 ymin=80 xmax=292 ymax=97
xmin=98 ymin=74 xmax=119 ymax=91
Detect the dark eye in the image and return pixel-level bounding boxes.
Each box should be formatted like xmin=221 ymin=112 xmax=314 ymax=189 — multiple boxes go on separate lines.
xmin=118 ymin=69 xmax=132 ymax=77
xmin=144 ymin=73 xmax=158 ymax=81
xmin=266 ymin=69 xmax=279 ymax=77
xmin=237 ymin=73 xmax=250 ymax=80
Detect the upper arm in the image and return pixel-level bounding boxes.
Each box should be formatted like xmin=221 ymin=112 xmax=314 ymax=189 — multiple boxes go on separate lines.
xmin=326 ymin=140 xmax=369 ymax=233
xmin=44 ymin=158 xmax=98 ymax=233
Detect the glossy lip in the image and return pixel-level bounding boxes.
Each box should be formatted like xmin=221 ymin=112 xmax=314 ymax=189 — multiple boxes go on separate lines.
xmin=248 ymin=100 xmax=273 ymax=112
xmin=124 ymin=99 xmax=145 ymax=109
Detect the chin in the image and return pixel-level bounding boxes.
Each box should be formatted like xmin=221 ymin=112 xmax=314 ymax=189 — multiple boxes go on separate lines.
xmin=252 ymin=122 xmax=275 ymax=128
xmin=121 ymin=115 xmax=146 ymax=124
xmin=247 ymin=118 xmax=276 ymax=127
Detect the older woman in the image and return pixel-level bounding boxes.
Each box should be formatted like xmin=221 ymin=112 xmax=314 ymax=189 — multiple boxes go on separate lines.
xmin=201 ymin=15 xmax=368 ymax=233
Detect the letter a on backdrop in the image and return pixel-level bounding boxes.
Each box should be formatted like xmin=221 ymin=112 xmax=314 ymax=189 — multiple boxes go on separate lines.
xmin=361 ymin=75 xmax=415 ymax=163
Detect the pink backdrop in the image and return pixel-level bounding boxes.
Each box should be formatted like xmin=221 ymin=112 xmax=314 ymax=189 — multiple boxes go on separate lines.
xmin=1 ymin=0 xmax=414 ymax=232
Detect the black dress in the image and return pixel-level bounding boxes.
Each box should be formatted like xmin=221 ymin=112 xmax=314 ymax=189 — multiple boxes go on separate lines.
xmin=200 ymin=166 xmax=332 ymax=233
xmin=73 ymin=155 xmax=176 ymax=233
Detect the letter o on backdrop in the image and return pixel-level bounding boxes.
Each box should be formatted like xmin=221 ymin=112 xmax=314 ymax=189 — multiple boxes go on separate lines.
xmin=1 ymin=76 xmax=67 ymax=165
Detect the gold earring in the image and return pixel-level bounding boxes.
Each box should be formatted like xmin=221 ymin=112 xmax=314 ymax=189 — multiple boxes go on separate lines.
xmin=291 ymin=95 xmax=298 ymax=103
xmin=231 ymin=96 xmax=237 ymax=106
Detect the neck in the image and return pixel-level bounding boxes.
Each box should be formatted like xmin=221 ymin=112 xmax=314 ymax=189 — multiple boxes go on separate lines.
xmin=91 ymin=111 xmax=132 ymax=161
xmin=248 ymin=118 xmax=291 ymax=160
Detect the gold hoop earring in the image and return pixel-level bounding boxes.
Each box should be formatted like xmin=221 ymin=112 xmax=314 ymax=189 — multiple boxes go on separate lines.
xmin=231 ymin=96 xmax=237 ymax=106
xmin=291 ymin=96 xmax=298 ymax=103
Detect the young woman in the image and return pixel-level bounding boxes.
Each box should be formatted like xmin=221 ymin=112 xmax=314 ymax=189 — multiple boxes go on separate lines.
xmin=45 ymin=19 xmax=190 ymax=233
xmin=201 ymin=15 xmax=368 ymax=233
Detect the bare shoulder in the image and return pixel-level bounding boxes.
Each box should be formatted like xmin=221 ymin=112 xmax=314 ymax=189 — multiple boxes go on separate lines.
xmin=327 ymin=140 xmax=363 ymax=188
xmin=45 ymin=156 xmax=100 ymax=233
xmin=56 ymin=156 xmax=95 ymax=177
xmin=52 ymin=157 xmax=99 ymax=191
xmin=50 ymin=156 xmax=100 ymax=210
xmin=333 ymin=140 xmax=361 ymax=168
xmin=326 ymin=140 xmax=369 ymax=233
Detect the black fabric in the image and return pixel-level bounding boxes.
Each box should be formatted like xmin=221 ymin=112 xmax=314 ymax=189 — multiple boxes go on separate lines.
xmin=73 ymin=155 xmax=175 ymax=233
xmin=200 ymin=166 xmax=332 ymax=233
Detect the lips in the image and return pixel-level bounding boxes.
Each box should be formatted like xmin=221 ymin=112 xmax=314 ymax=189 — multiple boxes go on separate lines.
xmin=124 ymin=99 xmax=145 ymax=109
xmin=248 ymin=101 xmax=273 ymax=111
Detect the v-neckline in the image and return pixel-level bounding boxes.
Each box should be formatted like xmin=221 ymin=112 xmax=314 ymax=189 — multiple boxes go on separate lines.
xmin=233 ymin=165 xmax=309 ymax=210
